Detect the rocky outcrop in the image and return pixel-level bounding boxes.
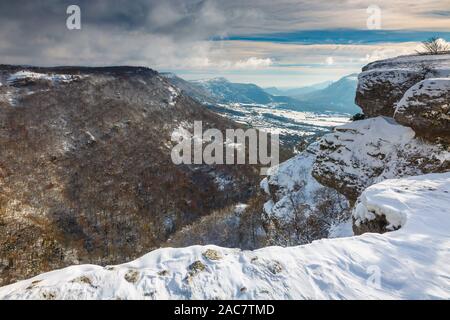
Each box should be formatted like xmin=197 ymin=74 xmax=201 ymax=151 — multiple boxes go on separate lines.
xmin=260 ymin=149 xmax=350 ymax=246
xmin=0 ymin=66 xmax=260 ymax=286
xmin=347 ymin=54 xmax=450 ymax=232
xmin=394 ymin=78 xmax=450 ymax=143
xmin=356 ymin=54 xmax=450 ymax=118
xmin=316 ymin=54 xmax=450 ymax=204
xmin=259 ymin=56 xmax=450 ymax=243
xmin=312 ymin=117 xmax=449 ymax=202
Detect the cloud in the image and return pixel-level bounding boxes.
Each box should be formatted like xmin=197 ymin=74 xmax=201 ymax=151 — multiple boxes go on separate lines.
xmin=234 ymin=57 xmax=273 ymax=69
xmin=0 ymin=0 xmax=449 ymax=86
xmin=425 ymin=10 xmax=450 ymax=17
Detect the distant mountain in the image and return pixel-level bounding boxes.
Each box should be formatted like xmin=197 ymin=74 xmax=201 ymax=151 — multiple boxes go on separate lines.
xmin=262 ymin=87 xmax=285 ymax=96
xmin=160 ymin=73 xmax=216 ymax=104
xmin=264 ymin=81 xmax=333 ymax=97
xmin=189 ymin=77 xmax=300 ymax=106
xmin=293 ymin=74 xmax=360 ymax=114
xmin=162 ymin=73 xmax=360 ymax=114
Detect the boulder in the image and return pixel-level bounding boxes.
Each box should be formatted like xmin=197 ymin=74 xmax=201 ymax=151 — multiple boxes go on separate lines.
xmin=356 ymin=54 xmax=450 ymax=117
xmin=394 ymin=78 xmax=450 ymax=143
xmin=312 ymin=117 xmax=450 ymax=202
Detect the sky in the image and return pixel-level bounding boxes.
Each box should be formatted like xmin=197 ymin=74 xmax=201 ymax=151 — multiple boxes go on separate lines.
xmin=0 ymin=0 xmax=449 ymax=87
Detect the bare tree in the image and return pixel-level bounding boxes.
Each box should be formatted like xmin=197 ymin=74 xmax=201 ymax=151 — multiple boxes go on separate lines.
xmin=418 ymin=37 xmax=449 ymax=55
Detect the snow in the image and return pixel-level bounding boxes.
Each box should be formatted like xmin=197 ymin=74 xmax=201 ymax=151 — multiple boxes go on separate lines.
xmin=354 ymin=173 xmax=450 ymax=238
xmin=3 ymin=90 xmax=18 ymax=106
xmin=212 ymin=174 xmax=234 ymax=191
xmin=212 ymin=102 xmax=352 ymax=157
xmin=260 ymin=145 xmax=350 ymax=245
xmin=364 ymin=53 xmax=450 ymax=72
xmin=171 ymin=122 xmax=193 ymax=142
xmin=6 ymin=71 xmax=83 ymax=85
xmin=0 ymin=71 xmax=86 ymax=107
xmin=260 ymin=178 xmax=270 ymax=194
xmin=167 ymin=86 xmax=179 ymax=106
xmin=395 ymin=78 xmax=450 ymax=111
xmin=313 ymin=117 xmax=450 ymax=196
xmin=358 ymin=54 xmax=450 ymax=94
xmin=328 ymin=219 xmax=353 ymax=238
xmin=358 ymin=68 xmax=413 ymax=92
xmin=216 ymin=103 xmax=350 ymax=135
xmin=0 ymin=173 xmax=448 ymax=300
xmin=234 ymin=203 xmax=249 ymax=215
xmin=262 ymin=150 xmax=340 ymax=221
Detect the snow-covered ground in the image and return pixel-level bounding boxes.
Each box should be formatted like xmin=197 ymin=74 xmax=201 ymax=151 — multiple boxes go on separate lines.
xmin=261 ymin=149 xmax=349 ymax=224
xmin=210 ymin=103 xmax=350 ymax=149
xmin=167 ymin=85 xmax=180 ymax=107
xmin=1 ymin=173 xmax=448 ymax=300
xmin=0 ymin=70 xmax=86 ymax=108
xmin=6 ymin=71 xmax=83 ymax=85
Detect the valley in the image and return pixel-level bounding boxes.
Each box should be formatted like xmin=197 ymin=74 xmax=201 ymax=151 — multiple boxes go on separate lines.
xmin=163 ymin=73 xmax=357 ymax=150
xmin=0 ymin=53 xmax=449 ymax=300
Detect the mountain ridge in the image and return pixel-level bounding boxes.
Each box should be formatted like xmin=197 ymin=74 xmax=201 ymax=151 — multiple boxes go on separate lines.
xmin=163 ymin=73 xmax=360 ymax=114
xmin=0 ymin=65 xmax=262 ymax=286
xmin=263 ymin=81 xmax=333 ymax=96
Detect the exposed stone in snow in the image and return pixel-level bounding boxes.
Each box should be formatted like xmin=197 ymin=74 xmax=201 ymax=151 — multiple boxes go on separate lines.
xmin=261 ymin=147 xmax=350 ymax=245
xmin=356 ymin=54 xmax=450 ymax=117
xmin=6 ymin=71 xmax=85 ymax=86
xmin=394 ymin=78 xmax=450 ymax=143
xmin=313 ymin=117 xmax=449 ymax=201
xmin=353 ymin=172 xmax=450 ymax=237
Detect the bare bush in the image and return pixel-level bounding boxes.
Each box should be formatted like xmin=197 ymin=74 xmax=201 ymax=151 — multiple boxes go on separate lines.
xmin=418 ymin=37 xmax=449 ymax=55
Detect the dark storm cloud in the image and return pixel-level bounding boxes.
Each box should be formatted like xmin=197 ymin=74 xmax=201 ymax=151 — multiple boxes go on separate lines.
xmin=0 ymin=0 xmax=237 ymax=66
xmin=0 ymin=0 xmax=449 ymax=68
xmin=0 ymin=0 xmax=226 ymax=37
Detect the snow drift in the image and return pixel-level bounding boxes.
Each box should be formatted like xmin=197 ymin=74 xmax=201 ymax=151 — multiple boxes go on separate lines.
xmin=0 ymin=173 xmax=448 ymax=300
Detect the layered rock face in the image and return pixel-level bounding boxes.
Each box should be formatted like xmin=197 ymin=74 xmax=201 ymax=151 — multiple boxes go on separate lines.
xmin=262 ymin=54 xmax=449 ymax=243
xmin=316 ymin=55 xmax=450 ymax=202
xmin=0 ymin=66 xmax=260 ymax=286
xmin=356 ymin=54 xmax=450 ymax=117
xmin=260 ymin=149 xmax=349 ymax=246
xmin=312 ymin=117 xmax=449 ymax=202
xmin=394 ymin=78 xmax=450 ymax=143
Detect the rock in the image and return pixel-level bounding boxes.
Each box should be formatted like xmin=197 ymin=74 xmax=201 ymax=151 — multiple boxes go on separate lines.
xmin=356 ymin=54 xmax=450 ymax=117
xmin=202 ymin=249 xmax=222 ymax=261
xmin=71 ymin=276 xmax=96 ymax=288
xmin=268 ymin=261 xmax=283 ymax=274
xmin=188 ymin=261 xmax=206 ymax=275
xmin=124 ymin=270 xmax=140 ymax=284
xmin=313 ymin=117 xmax=450 ymax=202
xmin=41 ymin=290 xmax=57 ymax=300
xmin=352 ymin=214 xmax=391 ymax=235
xmin=157 ymin=270 xmax=169 ymax=276
xmin=394 ymin=78 xmax=450 ymax=143
xmin=261 ymin=149 xmax=350 ymax=246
